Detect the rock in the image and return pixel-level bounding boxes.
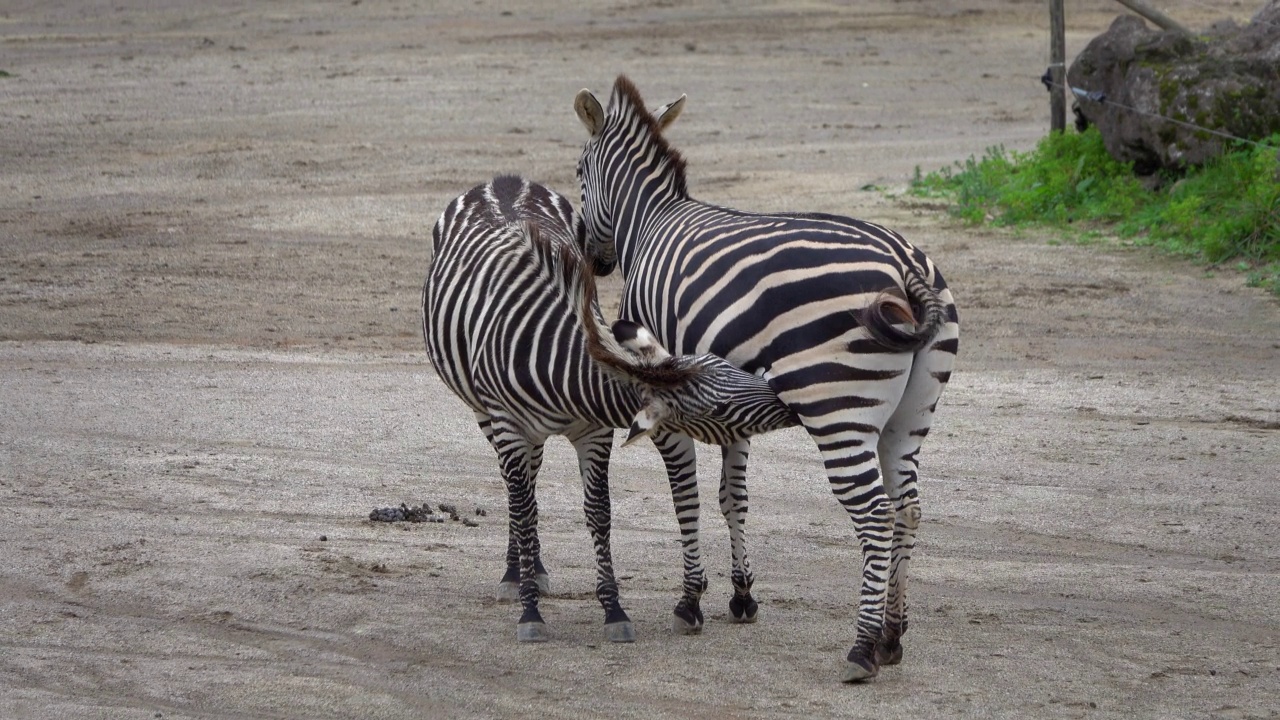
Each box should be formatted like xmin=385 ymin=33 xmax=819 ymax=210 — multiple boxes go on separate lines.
xmin=1067 ymin=2 xmax=1280 ymax=174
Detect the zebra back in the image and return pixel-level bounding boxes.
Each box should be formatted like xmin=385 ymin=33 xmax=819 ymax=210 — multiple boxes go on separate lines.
xmin=424 ymin=176 xmax=631 ymax=431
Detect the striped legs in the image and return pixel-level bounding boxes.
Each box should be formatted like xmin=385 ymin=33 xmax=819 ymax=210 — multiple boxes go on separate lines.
xmin=653 ymin=435 xmax=757 ymax=631
xmin=876 ymin=314 xmax=959 ymax=667
xmin=650 ymin=429 xmax=708 ymax=633
xmin=484 ymin=416 xmax=547 ymax=641
xmin=482 ymin=416 xmax=637 ymax=642
xmin=477 ymin=412 xmax=550 ymax=602
xmin=568 ymin=426 xmax=636 ymax=642
xmin=720 ymin=439 xmax=758 ymax=622
xmin=875 ymin=426 xmax=921 ymax=668
xmin=824 ymin=443 xmax=895 ymax=683
xmin=772 ymin=354 xmax=912 ymax=682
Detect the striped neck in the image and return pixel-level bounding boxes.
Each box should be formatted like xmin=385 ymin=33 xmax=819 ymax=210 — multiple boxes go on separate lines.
xmin=602 ymin=78 xmax=690 ymax=276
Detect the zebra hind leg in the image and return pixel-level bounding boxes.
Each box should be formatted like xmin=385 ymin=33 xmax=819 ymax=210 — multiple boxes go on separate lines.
xmin=876 ymin=315 xmax=958 ymax=666
xmin=772 ymin=360 xmax=913 ymax=682
xmin=653 ymin=430 xmax=708 ymax=634
xmin=478 ymin=412 xmax=551 ymax=603
xmin=497 ymin=448 xmax=551 ymax=602
xmin=489 ymin=422 xmax=548 ymax=642
xmin=570 ymin=426 xmax=635 ymax=643
xmin=874 ymin=430 xmax=922 ymax=668
xmin=719 ymin=440 xmax=758 ymax=623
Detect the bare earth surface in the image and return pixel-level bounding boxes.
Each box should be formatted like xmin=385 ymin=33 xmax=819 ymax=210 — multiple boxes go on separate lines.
xmin=3 ymin=1 xmax=1279 ymax=718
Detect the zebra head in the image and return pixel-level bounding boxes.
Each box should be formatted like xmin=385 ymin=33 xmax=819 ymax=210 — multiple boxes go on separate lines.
xmin=574 ymin=75 xmax=688 ymax=277
xmin=601 ymin=320 xmax=799 ymax=447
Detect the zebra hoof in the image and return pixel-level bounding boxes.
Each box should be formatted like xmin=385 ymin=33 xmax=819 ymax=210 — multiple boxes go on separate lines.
xmin=604 ymin=621 xmax=636 ymax=643
xmin=495 ymin=573 xmax=551 ymax=603
xmin=875 ymin=637 xmax=903 ymax=666
xmin=516 ymin=621 xmax=549 ymax=643
xmin=672 ymin=602 xmax=704 ymax=635
xmin=496 ymin=581 xmax=518 ymax=603
xmin=728 ymin=593 xmax=758 ymax=623
xmin=672 ymin=614 xmax=702 ymax=635
xmin=841 ymin=648 xmax=879 ymax=683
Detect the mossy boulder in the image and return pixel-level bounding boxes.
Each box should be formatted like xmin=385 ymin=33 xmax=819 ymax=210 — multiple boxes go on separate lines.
xmin=1067 ymin=2 xmax=1280 ymax=175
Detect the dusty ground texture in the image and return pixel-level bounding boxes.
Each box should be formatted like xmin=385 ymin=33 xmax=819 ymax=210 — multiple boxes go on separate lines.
xmin=3 ymin=1 xmax=1279 ymax=718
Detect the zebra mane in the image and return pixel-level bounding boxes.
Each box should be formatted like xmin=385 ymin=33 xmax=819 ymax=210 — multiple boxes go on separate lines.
xmin=610 ymin=75 xmax=689 ymax=199
xmin=523 ymin=219 xmax=697 ymax=389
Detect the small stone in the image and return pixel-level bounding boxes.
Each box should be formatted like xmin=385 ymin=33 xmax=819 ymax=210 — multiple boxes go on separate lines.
xmin=319 ymin=535 xmax=328 ymax=542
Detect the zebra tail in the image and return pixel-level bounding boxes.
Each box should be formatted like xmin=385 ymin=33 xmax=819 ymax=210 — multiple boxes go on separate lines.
xmin=558 ymin=239 xmax=698 ymax=390
xmin=855 ymin=268 xmax=947 ymax=353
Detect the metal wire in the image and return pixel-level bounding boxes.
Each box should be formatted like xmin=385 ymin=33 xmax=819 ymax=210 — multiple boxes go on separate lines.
xmin=1043 ymin=76 xmax=1278 ymax=151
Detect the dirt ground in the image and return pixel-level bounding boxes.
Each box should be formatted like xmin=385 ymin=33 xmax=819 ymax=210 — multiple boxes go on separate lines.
xmin=3 ymin=1 xmax=1279 ymax=718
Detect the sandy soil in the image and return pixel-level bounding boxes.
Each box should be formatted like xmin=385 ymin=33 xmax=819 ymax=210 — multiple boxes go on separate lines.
xmin=2 ymin=1 xmax=1278 ymax=718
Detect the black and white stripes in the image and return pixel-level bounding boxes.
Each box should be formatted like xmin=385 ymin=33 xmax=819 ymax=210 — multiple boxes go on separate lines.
xmin=421 ymin=175 xmax=797 ymax=643
xmin=574 ymin=77 xmax=960 ymax=680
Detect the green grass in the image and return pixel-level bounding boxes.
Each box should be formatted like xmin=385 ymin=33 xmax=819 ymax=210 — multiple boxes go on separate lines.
xmin=909 ymin=127 xmax=1280 ymax=295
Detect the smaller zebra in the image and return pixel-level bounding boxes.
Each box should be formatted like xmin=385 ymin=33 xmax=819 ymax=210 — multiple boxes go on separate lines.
xmin=422 ymin=175 xmax=797 ymax=643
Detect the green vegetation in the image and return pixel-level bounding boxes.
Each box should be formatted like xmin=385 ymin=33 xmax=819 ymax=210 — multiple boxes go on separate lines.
xmin=909 ymin=127 xmax=1280 ymax=294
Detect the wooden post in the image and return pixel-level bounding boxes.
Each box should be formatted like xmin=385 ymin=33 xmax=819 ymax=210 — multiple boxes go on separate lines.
xmin=1049 ymin=0 xmax=1066 ymax=133
xmin=1112 ymin=0 xmax=1192 ymax=35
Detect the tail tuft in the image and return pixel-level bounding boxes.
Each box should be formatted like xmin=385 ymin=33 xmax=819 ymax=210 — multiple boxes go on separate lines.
xmin=855 ymin=268 xmax=946 ymax=353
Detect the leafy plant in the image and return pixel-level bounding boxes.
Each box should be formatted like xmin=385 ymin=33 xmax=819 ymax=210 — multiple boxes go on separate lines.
xmin=910 ymin=128 xmax=1280 ymax=294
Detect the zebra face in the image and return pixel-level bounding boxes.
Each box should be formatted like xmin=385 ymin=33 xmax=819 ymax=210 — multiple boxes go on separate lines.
xmin=602 ymin=320 xmax=797 ymax=446
xmin=574 ymin=80 xmax=690 ymax=281
xmin=626 ymin=354 xmax=799 ymax=447
xmin=574 ymin=144 xmax=617 ymax=275
xmin=574 ymin=87 xmax=622 ymax=276
xmin=574 ymin=208 xmax=615 ymax=276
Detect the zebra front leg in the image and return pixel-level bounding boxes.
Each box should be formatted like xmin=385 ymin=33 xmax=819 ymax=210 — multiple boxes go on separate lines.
xmin=478 ymin=412 xmax=550 ymax=602
xmin=653 ymin=429 xmax=707 ymax=634
xmin=719 ymin=440 xmax=758 ymax=623
xmin=570 ymin=426 xmax=635 ymax=643
xmin=489 ymin=422 xmax=547 ymax=642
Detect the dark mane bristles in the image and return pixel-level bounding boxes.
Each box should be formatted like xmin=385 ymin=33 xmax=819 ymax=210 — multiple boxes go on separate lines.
xmin=611 ymin=75 xmax=689 ymax=200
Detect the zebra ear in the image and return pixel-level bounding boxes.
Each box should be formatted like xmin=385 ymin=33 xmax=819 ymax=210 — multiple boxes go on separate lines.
xmin=612 ymin=320 xmax=672 ymax=361
xmin=654 ymin=94 xmax=686 ymax=131
xmin=575 ymin=89 xmax=605 ymax=137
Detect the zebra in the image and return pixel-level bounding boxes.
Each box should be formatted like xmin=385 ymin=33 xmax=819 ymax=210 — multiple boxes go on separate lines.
xmin=421 ymin=175 xmax=798 ymax=644
xmin=572 ymin=77 xmax=960 ymax=681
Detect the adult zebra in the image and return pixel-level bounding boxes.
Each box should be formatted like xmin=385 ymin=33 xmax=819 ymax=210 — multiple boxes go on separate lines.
xmin=422 ymin=175 xmax=798 ymax=643
xmin=573 ymin=77 xmax=960 ymax=681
